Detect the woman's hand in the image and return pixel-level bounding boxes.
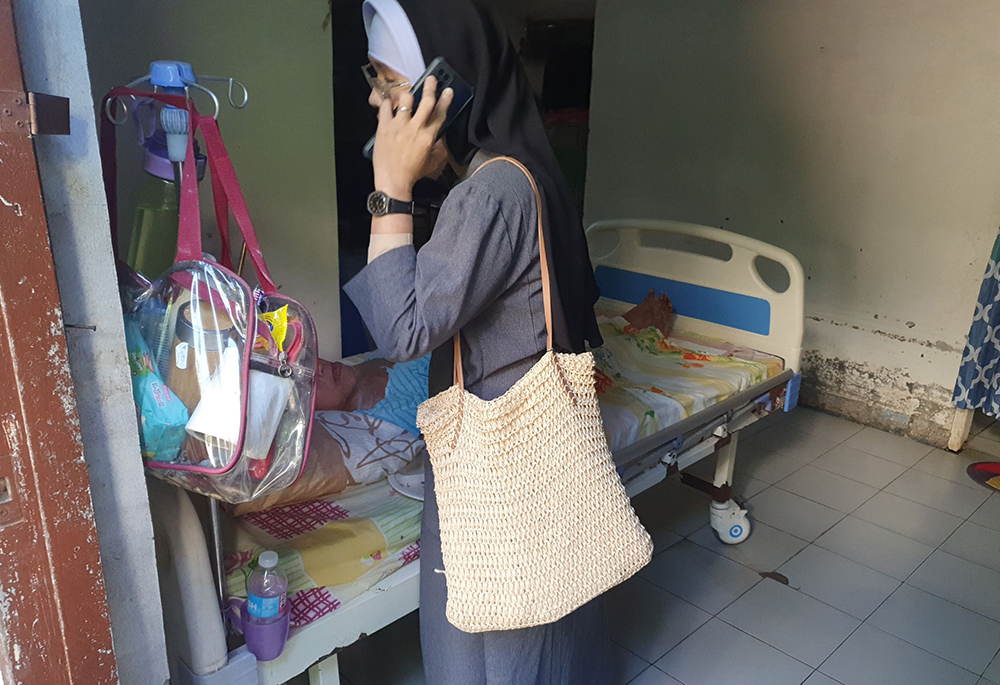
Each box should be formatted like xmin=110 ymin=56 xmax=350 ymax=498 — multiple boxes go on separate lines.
xmin=372 ymin=76 xmax=454 ymax=199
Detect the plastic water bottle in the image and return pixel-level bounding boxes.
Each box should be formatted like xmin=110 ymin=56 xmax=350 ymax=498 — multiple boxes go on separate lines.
xmin=126 ymin=146 xmax=179 ymax=279
xmin=125 ymin=130 xmax=206 ymax=279
xmin=246 ymin=551 xmax=287 ymax=625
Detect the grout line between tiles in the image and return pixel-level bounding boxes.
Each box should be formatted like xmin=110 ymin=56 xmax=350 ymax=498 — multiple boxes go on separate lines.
xmin=647 ymin=555 xmax=767 ymax=667
xmin=745 ymin=434 xmax=841 ymax=466
xmin=831 ymin=506 xmax=944 ymax=548
xmin=639 ymin=663 xmax=691 ymax=685
xmin=812 ymin=672 xmax=847 ymax=685
xmin=814 ymin=616 xmax=981 ymax=685
xmin=655 ymin=609 xmax=813 ymax=683
xmin=913 ymin=454 xmax=993 ymax=493
xmin=966 ymin=492 xmax=996 ymax=522
xmin=985 ymin=644 xmax=1000 ymax=678
xmin=815 ymin=608 xmax=892 ymax=678
xmin=715 ymin=613 xmax=818 ymax=668
xmin=741 ymin=439 xmax=1000 ymax=675
xmin=672 ymin=530 xmax=878 ymax=670
xmin=774 ymin=547 xmax=897 ymax=620
xmin=864 ymin=552 xmax=998 ymax=676
xmin=842 ymin=438 xmax=935 ymax=465
xmin=899 ymin=550 xmax=1000 ymax=626
xmin=810 ymin=449 xmax=909 ymax=480
xmin=651 ymin=419 xmax=999 ymax=684
xmin=769 ymin=477 xmax=880 ymax=517
xmin=764 ymin=469 xmax=977 ymax=550
xmin=714 ymin=607 xmax=855 ymax=674
xmin=972 ymin=430 xmax=1000 ymax=445
xmin=611 ymin=637 xmax=651 ymax=667
xmin=855 ymin=618 xmax=985 ymax=681
xmin=679 ymin=504 xmax=900 ymax=622
xmin=883 ymin=465 xmax=991 ymax=515
xmin=866 ymin=483 xmax=1000 ymax=654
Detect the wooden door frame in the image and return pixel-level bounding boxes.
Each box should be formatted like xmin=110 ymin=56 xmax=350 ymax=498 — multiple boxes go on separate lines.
xmin=0 ymin=0 xmax=118 ymax=681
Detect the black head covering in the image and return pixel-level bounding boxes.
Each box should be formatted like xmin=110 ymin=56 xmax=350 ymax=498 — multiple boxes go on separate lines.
xmin=395 ymin=0 xmax=603 ymax=355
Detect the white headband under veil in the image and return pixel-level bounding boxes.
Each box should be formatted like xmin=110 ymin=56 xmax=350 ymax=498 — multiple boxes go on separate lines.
xmin=362 ymin=0 xmax=426 ymax=84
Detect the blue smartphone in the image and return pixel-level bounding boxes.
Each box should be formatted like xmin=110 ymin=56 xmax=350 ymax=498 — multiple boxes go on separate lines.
xmin=363 ymin=57 xmax=475 ymax=160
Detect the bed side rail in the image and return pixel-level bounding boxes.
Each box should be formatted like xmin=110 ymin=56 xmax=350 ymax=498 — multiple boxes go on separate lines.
xmin=614 ymin=369 xmax=796 ymax=472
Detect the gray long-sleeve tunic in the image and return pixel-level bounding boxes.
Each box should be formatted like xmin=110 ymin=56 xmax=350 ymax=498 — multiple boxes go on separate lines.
xmin=344 ymin=157 xmax=611 ymax=684
xmin=344 ymin=158 xmax=546 ymax=400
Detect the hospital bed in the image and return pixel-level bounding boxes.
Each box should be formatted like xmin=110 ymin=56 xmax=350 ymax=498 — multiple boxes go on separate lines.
xmin=156 ymin=220 xmax=804 ymax=685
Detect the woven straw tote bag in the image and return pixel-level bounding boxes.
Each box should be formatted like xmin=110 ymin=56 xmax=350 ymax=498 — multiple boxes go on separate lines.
xmin=416 ymin=157 xmax=653 ymax=633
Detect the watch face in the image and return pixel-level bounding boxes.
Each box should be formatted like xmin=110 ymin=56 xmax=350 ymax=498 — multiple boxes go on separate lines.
xmin=367 ymin=191 xmax=389 ymax=217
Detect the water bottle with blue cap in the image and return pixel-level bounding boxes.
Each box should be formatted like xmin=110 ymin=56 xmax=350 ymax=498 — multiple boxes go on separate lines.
xmin=246 ymin=550 xmax=288 ymax=626
xmin=126 ymin=61 xmax=208 ymax=279
xmin=242 ymin=549 xmax=290 ymax=661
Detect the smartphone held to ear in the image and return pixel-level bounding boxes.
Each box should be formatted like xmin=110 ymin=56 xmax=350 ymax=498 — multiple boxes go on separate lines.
xmin=363 ymin=57 xmax=474 ymax=160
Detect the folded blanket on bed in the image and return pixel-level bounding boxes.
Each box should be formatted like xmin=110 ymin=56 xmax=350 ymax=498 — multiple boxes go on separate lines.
xmin=357 ymin=355 xmax=429 ymax=436
xmin=225 ymin=479 xmax=422 ymax=627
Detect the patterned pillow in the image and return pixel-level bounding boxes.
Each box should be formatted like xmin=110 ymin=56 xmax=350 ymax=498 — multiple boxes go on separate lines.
xmin=314 ymin=410 xmax=424 ymax=484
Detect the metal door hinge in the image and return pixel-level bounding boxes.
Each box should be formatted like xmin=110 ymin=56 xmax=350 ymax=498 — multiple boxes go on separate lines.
xmin=0 ymin=91 xmax=69 ymax=136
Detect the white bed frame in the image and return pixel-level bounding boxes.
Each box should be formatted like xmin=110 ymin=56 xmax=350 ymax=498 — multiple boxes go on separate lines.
xmin=161 ymin=221 xmax=805 ymax=685
xmin=586 ymin=219 xmax=803 ymax=373
xmin=587 ymin=219 xmax=803 ymax=546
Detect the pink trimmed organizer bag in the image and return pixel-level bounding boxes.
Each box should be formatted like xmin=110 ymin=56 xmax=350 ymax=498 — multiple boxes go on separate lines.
xmin=106 ymin=88 xmax=317 ymax=503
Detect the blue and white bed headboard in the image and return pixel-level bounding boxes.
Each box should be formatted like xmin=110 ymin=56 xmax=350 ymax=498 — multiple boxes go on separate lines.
xmin=587 ymin=219 xmax=805 ymax=372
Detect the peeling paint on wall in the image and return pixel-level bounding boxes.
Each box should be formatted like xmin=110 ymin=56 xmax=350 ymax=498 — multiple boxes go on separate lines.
xmin=0 ymin=194 xmax=20 ymax=218
xmin=0 ymin=416 xmax=18 ymax=456
xmin=805 ymin=316 xmax=963 ymax=354
xmin=801 ymin=349 xmax=954 ymax=447
xmin=584 ymin=0 xmax=1000 ymax=448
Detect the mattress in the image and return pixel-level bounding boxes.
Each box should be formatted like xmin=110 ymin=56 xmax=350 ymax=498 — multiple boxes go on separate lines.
xmin=224 ymin=316 xmax=783 ymax=627
xmin=593 ymin=316 xmax=784 ymax=453
xmin=224 ymin=479 xmax=421 ymax=628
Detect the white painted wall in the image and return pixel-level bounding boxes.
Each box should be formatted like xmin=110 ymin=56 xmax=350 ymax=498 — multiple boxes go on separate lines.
xmin=79 ymin=0 xmax=341 ymax=359
xmin=12 ymin=1 xmax=170 ymax=682
xmin=586 ymin=0 xmax=1000 ymax=443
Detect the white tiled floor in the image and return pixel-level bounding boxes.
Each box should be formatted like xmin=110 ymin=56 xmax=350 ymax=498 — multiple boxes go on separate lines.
xmin=318 ymin=409 xmax=1000 ymax=685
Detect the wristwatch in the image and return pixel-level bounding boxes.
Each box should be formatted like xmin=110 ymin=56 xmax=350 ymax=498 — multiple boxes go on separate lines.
xmin=367 ymin=190 xmax=425 ymax=217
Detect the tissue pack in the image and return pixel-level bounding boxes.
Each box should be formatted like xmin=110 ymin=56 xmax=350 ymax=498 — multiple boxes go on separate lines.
xmin=125 ymin=321 xmax=189 ymax=461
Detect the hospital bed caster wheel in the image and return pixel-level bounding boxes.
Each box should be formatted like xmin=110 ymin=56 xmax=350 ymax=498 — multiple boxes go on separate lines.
xmin=710 ymin=499 xmax=751 ymax=544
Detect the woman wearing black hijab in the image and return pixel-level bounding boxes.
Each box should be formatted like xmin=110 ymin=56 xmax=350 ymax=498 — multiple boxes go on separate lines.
xmin=343 ymin=0 xmax=610 ymax=681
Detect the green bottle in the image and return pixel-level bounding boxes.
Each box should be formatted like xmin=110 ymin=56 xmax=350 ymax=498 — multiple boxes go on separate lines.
xmin=127 ymin=168 xmax=179 ymax=279
xmin=126 ymin=130 xmax=204 ymax=279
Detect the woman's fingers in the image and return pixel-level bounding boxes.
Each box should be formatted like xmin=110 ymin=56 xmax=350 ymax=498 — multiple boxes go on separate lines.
xmin=429 ymin=88 xmax=454 ymax=131
xmin=377 ymin=98 xmax=394 ymax=125
xmin=413 ymin=76 xmax=438 ymax=124
xmin=396 ymin=89 xmax=415 ymax=117
xmin=426 ymin=139 xmax=450 ymax=172
xmin=371 ymin=75 xmax=453 ymax=190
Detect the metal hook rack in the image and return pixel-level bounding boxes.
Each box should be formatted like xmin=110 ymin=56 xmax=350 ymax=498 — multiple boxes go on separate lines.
xmin=105 ymin=61 xmax=249 ymax=125
xmin=107 ymin=63 xmax=252 ymax=627
xmin=198 ymin=75 xmax=250 ymax=110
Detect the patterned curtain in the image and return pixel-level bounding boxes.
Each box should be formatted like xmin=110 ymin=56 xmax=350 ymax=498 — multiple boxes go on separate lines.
xmin=954 ymin=231 xmax=1000 ymax=414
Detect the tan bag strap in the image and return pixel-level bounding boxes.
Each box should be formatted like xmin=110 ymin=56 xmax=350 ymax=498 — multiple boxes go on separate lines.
xmin=453 ymin=157 xmax=553 ymax=389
